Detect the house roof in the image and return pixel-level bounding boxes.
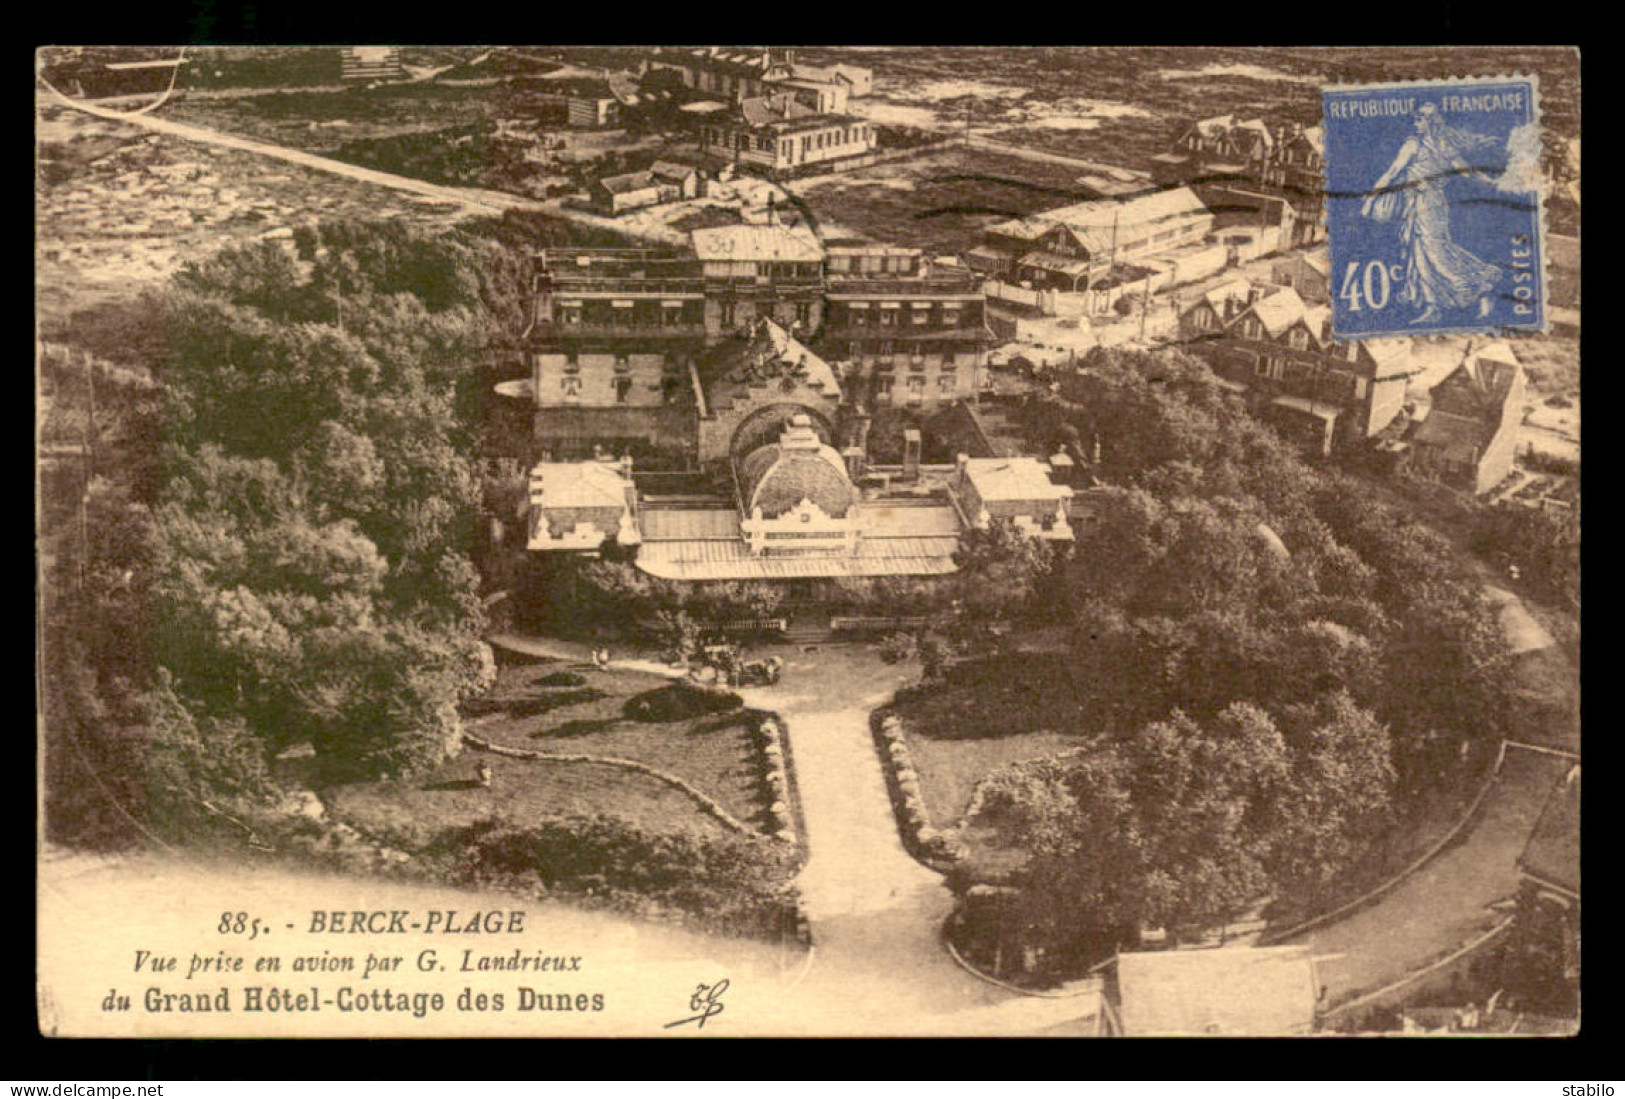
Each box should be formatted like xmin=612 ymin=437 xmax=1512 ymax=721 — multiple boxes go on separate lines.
xmin=702 ymin=318 xmax=842 ymax=412
xmin=986 ymin=217 xmax=1055 ymax=242
xmin=1276 ymin=248 xmax=1329 ymax=278
xmin=737 ymin=416 xmax=857 ymax=519
xmin=1113 ymin=947 xmax=1319 ymax=1036
xmin=635 ymin=528 xmax=960 ymax=581
xmin=1196 ymin=278 xmax=1252 ymax=315
xmin=1243 ymin=285 xmax=1309 ymax=337
xmin=1232 ymin=117 xmax=1275 ymax=145
xmin=961 ymin=457 xmax=1071 ymax=503
xmin=860 ymin=503 xmax=963 ymax=538
xmin=648 ymin=159 xmax=699 ymax=181
xmin=1018 ymin=250 xmax=1095 ymax=277
xmin=1429 ymin=341 xmax=1524 ymax=414
xmin=1363 ymin=338 xmax=1415 ymax=377
xmin=527 ymin=460 xmax=633 ymax=511
xmin=526 ymin=461 xmax=635 ymax=545
xmin=639 ymin=508 xmax=739 ymax=541
xmin=740 ymin=92 xmax=817 ymax=126
xmin=781 ymin=61 xmax=870 ymax=87
xmin=1520 ymin=769 xmax=1579 ymax=898
xmin=552 ymin=76 xmax=622 ymax=101
xmin=597 ymin=170 xmax=662 ymax=195
xmin=691 ymin=223 xmax=824 ymax=263
xmin=777 ymin=77 xmax=843 ymax=95
xmin=1411 ymin=409 xmax=1488 ymax=464
xmin=1299 ymin=124 xmax=1325 ymax=155
xmin=992 ymin=187 xmax=1210 ymax=246
xmin=1271 ymin=394 xmax=1341 ymax=424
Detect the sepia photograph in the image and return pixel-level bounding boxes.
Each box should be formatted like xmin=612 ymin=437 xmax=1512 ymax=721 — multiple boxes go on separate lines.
xmin=35 ymin=44 xmax=1580 ymax=1039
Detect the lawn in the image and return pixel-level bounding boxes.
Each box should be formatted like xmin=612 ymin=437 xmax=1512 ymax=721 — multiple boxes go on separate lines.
xmin=903 ymin=729 xmax=1087 ymax=828
xmin=324 ymin=655 xmax=774 ymax=846
xmin=886 ymin=651 xmax=1097 ymax=872
xmin=890 ymin=652 xmax=1102 ymax=744
xmin=322 ymin=750 xmax=739 ymax=850
xmin=462 ymin=659 xmax=769 ymax=829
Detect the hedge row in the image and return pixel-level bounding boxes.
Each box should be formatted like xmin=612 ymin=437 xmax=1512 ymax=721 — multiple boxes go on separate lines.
xmin=871 ymin=709 xmax=967 ymax=870
xmin=751 ymin=713 xmax=811 ymax=945
xmin=752 ymin=714 xmax=799 ymax=849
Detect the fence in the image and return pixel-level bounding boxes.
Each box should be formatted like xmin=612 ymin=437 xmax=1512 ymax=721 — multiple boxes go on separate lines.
xmin=766 ymin=136 xmax=963 ymax=185
xmin=983 ymin=280 xmax=1060 ymax=315
xmin=829 ymin=614 xmax=946 ymax=634
xmin=706 ymin=618 xmax=789 ymax=638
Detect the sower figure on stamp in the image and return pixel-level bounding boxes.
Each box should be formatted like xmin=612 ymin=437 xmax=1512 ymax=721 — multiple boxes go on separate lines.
xmin=1363 ymin=102 xmax=1503 ymax=324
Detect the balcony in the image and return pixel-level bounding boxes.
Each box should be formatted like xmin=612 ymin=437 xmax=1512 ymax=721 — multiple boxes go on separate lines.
xmin=823 ymin=275 xmax=984 ymax=296
xmin=531 ymin=321 xmax=708 ymax=342
xmin=540 ymin=277 xmax=707 ymax=295
xmin=818 ymin=324 xmax=991 ymax=344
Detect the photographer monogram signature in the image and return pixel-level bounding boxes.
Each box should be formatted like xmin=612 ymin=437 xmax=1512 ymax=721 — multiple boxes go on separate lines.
xmin=663 ymin=979 xmax=729 ymax=1030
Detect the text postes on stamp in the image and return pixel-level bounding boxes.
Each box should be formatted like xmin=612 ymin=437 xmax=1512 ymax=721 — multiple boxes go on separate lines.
xmin=1323 ymin=76 xmax=1545 ymax=340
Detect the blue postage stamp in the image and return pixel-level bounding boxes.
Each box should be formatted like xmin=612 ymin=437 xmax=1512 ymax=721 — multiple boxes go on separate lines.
xmin=1323 ymin=76 xmax=1545 ymax=339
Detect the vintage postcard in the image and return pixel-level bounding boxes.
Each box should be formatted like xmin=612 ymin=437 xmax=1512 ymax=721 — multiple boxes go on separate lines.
xmin=36 ymin=45 xmax=1579 ymax=1039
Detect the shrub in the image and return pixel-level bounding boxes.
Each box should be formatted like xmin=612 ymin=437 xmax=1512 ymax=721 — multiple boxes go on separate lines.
xmin=878 ymin=632 xmax=916 ymax=665
xmin=534 ymin=670 xmax=588 ymax=688
xmin=624 ymin=684 xmax=741 ymax=723
xmin=1523 ymin=450 xmax=1579 ymax=477
xmin=435 ymin=814 xmax=799 ymax=939
xmin=462 ymin=689 xmax=607 ymax=718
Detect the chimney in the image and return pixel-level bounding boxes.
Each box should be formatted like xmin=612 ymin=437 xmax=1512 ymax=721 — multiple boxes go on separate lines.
xmin=842 ymin=445 xmax=866 ymax=480
xmin=902 ymin=429 xmax=922 ymax=483
xmin=955 ymin=451 xmax=970 ymax=479
xmin=849 ymin=408 xmax=872 ymax=457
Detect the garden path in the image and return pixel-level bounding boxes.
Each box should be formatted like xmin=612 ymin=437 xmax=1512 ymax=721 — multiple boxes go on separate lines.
xmin=488 ymin=632 xmax=1099 ymax=1033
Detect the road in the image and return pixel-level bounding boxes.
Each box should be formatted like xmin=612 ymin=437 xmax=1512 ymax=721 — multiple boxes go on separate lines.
xmin=1298 ymin=749 xmax=1568 ymax=1006
xmin=42 ymin=90 xmax=530 ymax=215
xmin=41 ymin=89 xmax=681 ymax=245
xmin=1285 ymin=574 xmax=1576 ymax=1008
